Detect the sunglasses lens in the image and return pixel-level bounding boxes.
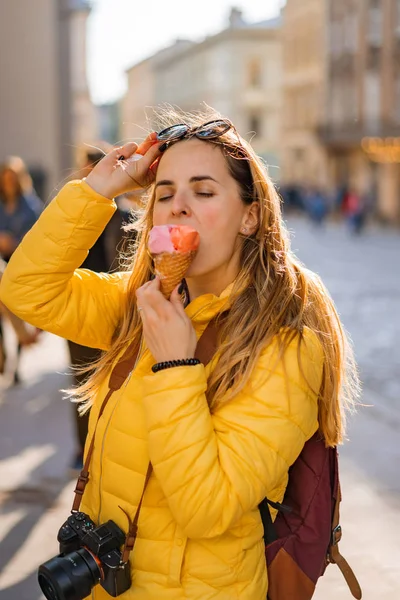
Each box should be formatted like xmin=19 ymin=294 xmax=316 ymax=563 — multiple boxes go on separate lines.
xmin=157 ymin=124 xmax=188 ymax=141
xmin=195 ymin=120 xmax=231 ymax=138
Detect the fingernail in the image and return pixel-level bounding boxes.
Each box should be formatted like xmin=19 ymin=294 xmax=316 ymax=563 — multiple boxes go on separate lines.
xmin=178 ymin=282 xmax=184 ymax=295
xmin=159 ymin=142 xmax=168 ymax=152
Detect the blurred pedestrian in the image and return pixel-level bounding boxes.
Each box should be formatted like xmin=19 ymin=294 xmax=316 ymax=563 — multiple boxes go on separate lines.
xmin=304 ymin=186 xmax=329 ymax=227
xmin=67 ymin=144 xmax=133 ymax=473
xmin=344 ymin=188 xmax=366 ymax=235
xmin=0 ymin=161 xmax=41 ymax=381
xmin=0 ymin=108 xmax=360 ymax=600
xmin=4 ymin=154 xmax=44 ymax=211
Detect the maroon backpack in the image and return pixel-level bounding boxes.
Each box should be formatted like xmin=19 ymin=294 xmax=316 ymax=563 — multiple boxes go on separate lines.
xmin=260 ymin=434 xmax=362 ymax=599
xmin=196 ymin=316 xmax=362 ymax=600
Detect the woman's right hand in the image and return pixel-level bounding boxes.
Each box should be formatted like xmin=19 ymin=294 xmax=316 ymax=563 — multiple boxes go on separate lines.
xmin=85 ymin=133 xmax=162 ymax=199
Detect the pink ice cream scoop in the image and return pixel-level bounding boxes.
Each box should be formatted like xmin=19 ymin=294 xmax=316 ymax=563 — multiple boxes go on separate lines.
xmin=148 ymin=225 xmax=200 ymax=297
xmin=148 ymin=225 xmax=176 ymax=254
xmin=148 ymin=225 xmax=200 ymax=254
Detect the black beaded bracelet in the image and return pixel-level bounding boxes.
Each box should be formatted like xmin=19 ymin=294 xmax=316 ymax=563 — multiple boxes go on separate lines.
xmin=151 ymin=358 xmax=201 ymax=373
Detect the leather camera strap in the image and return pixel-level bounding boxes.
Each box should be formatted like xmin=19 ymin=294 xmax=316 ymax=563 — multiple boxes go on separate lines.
xmin=72 ymin=339 xmax=140 ymax=512
xmin=71 ymin=312 xmax=224 ymax=559
xmin=328 ymin=483 xmax=362 ymax=599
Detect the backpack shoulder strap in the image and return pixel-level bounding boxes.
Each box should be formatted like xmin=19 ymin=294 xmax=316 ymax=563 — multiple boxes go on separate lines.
xmin=328 ymin=481 xmax=362 ymax=599
xmin=194 ymin=311 xmax=228 ymax=365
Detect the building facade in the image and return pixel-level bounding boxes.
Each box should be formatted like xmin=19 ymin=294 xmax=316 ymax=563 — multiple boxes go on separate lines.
xmin=281 ymin=0 xmax=329 ymax=189
xmin=121 ymin=40 xmax=195 ymax=143
xmin=0 ymin=0 xmax=95 ymax=200
xmin=122 ymin=9 xmax=282 ymax=180
xmin=69 ymin=1 xmax=97 ymax=167
xmin=322 ymin=0 xmax=400 ymax=222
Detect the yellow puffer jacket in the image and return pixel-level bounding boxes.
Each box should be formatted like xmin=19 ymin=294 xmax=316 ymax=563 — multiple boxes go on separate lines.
xmin=0 ymin=181 xmax=324 ymax=600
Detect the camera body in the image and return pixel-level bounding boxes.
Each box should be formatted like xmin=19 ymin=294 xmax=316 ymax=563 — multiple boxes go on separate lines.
xmin=38 ymin=511 xmax=131 ymax=600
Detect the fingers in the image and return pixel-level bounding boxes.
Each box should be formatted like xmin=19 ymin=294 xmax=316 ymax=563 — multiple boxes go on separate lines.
xmin=170 ymin=286 xmax=186 ymax=314
xmin=136 ymin=132 xmax=158 ymax=156
xmin=103 ymin=142 xmax=138 ymax=166
xmin=136 ymin=139 xmax=162 ymax=173
xmin=120 ymin=141 xmax=139 ymax=157
xmin=104 ymin=134 xmax=158 ymax=168
xmin=136 ymin=278 xmax=164 ymax=314
xmin=136 ymin=278 xmax=185 ymax=319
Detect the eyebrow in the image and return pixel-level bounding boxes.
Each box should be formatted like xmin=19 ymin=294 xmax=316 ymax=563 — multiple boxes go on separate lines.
xmin=155 ymin=175 xmax=220 ymax=189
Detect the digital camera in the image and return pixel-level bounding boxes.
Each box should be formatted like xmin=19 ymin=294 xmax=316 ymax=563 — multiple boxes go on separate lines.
xmin=37 ymin=511 xmax=131 ymax=600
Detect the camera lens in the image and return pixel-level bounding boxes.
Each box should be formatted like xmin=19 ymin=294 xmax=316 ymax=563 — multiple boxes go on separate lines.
xmin=38 ymin=575 xmax=58 ymax=600
xmin=38 ymin=548 xmax=101 ymax=600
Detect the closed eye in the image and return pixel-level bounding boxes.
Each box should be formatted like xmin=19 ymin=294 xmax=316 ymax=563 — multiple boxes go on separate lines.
xmin=157 ymin=192 xmax=214 ymax=201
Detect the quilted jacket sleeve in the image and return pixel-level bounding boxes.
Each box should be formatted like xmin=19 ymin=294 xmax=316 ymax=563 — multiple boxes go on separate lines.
xmin=142 ymin=329 xmax=323 ymax=539
xmin=0 ymin=180 xmax=128 ymax=350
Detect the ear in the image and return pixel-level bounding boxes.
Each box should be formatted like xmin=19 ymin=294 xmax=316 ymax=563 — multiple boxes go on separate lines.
xmin=240 ymin=202 xmax=259 ymax=234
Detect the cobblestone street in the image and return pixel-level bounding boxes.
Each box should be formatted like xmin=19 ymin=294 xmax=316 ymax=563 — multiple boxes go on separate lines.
xmin=0 ymin=217 xmax=399 ymax=600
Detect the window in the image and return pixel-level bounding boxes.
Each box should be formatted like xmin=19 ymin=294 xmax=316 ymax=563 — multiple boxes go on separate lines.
xmin=249 ymin=114 xmax=262 ymax=136
xmin=364 ymin=71 xmax=381 ymax=129
xmin=344 ymin=13 xmax=358 ymax=53
xmin=368 ymin=0 xmax=383 ymax=47
xmin=248 ymin=59 xmax=262 ymax=88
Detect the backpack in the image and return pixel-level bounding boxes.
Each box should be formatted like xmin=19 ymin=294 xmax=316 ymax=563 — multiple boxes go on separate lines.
xmin=260 ymin=435 xmax=362 ymax=599
xmin=196 ymin=316 xmax=362 ymax=600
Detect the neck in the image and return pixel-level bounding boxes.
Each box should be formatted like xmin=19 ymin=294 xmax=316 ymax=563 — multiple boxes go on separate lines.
xmin=186 ymin=257 xmax=240 ymax=301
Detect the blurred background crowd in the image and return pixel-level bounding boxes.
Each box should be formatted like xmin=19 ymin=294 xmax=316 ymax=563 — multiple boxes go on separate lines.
xmin=0 ymin=1 xmax=399 ymax=599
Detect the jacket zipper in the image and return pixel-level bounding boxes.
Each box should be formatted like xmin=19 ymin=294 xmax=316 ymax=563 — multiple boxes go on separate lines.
xmin=96 ymin=338 xmax=143 ymax=525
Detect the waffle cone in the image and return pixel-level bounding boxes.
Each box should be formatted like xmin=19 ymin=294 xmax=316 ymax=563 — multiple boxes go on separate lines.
xmin=153 ymin=250 xmax=196 ymax=298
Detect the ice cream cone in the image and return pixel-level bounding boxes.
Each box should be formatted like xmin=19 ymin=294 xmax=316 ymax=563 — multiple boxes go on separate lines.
xmin=153 ymin=250 xmax=196 ymax=298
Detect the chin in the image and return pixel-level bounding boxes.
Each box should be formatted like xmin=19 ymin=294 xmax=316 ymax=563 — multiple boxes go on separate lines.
xmin=185 ymin=264 xmax=201 ymax=278
xmin=185 ymin=259 xmax=223 ymax=280
xmin=185 ymin=259 xmax=210 ymax=279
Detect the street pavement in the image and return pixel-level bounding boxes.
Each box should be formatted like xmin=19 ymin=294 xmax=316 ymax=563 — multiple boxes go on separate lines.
xmin=0 ymin=216 xmax=399 ymax=599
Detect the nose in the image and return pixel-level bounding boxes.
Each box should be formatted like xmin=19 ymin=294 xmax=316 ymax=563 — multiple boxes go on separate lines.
xmin=170 ymin=189 xmax=191 ymax=217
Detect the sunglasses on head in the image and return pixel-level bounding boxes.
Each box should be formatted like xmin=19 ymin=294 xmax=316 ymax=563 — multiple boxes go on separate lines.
xmin=156 ymin=119 xmax=234 ymax=148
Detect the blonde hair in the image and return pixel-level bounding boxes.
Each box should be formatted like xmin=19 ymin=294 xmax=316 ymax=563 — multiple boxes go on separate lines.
xmin=70 ymin=106 xmax=360 ymax=447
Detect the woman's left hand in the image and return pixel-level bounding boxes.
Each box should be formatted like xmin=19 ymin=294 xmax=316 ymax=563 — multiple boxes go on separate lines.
xmin=136 ymin=278 xmax=198 ymax=363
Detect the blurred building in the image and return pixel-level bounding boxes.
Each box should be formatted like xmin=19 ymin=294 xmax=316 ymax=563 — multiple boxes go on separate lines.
xmin=122 ymin=9 xmax=282 ymax=179
xmin=281 ymin=0 xmax=329 ymax=189
xmin=69 ymin=1 xmax=97 ymax=166
xmin=122 ymin=39 xmax=194 ymax=142
xmin=96 ymin=102 xmax=121 ymax=144
xmin=0 ymin=0 xmax=96 ymax=201
xmin=320 ymin=0 xmax=400 ymax=223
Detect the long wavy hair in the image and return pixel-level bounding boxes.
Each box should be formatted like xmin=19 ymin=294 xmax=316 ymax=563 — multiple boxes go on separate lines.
xmin=69 ymin=106 xmax=360 ymax=447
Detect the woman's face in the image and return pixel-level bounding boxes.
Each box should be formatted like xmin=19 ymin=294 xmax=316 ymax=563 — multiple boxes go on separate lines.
xmin=153 ymin=139 xmax=254 ymax=279
xmin=1 ymin=169 xmax=19 ymax=198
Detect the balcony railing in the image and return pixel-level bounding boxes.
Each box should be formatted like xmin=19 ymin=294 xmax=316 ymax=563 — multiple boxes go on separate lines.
xmin=318 ymin=120 xmax=400 ymax=146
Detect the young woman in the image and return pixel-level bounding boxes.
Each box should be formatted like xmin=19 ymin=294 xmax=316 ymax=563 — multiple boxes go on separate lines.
xmin=0 ymin=161 xmax=41 ymax=378
xmin=0 ymin=110 xmax=358 ymax=600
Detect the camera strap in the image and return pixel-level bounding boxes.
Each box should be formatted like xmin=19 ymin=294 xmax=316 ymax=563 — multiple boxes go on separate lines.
xmin=71 ymin=312 xmax=225 ymax=561
xmin=72 ymin=337 xmax=142 ymax=513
